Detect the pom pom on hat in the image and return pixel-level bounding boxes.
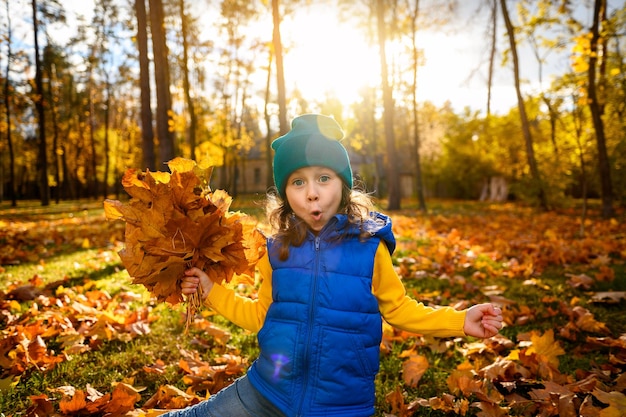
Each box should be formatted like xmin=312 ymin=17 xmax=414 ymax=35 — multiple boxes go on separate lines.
xmin=271 ymin=114 xmax=353 ymax=198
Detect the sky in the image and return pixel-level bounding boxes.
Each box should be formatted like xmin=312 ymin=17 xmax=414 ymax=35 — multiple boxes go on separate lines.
xmin=279 ymin=2 xmax=523 ymax=114
xmin=6 ymin=0 xmax=614 ymax=116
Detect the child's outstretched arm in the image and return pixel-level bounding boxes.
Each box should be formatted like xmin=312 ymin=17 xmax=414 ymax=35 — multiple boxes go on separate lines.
xmin=179 ymin=253 xmax=274 ymax=333
xmin=463 ymin=303 xmax=503 ymax=338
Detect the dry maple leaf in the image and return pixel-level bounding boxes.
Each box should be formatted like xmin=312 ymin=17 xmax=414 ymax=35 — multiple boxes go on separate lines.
xmin=592 ymin=389 xmax=626 ymax=417
xmin=59 ymin=388 xmax=87 ymax=414
xmin=142 ymin=384 xmax=200 ymax=410
xmin=473 ymin=401 xmax=510 ymax=417
xmin=572 ymin=306 xmax=611 ymax=335
xmin=104 ymin=158 xmax=266 ymax=328
xmin=26 ymin=394 xmax=55 ymax=416
xmin=401 ymin=352 xmax=429 ymax=387
xmin=102 ymin=382 xmax=144 ymax=415
xmin=524 ymin=329 xmax=565 ymax=368
xmin=447 ymin=361 xmax=479 ymax=397
xmin=385 ymin=386 xmax=412 ymax=417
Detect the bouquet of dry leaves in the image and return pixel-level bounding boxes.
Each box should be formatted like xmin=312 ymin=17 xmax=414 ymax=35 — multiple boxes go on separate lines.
xmin=104 ymin=158 xmax=266 ymax=329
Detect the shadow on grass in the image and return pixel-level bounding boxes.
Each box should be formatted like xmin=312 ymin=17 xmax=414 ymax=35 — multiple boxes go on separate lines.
xmin=43 ymin=262 xmax=125 ymax=291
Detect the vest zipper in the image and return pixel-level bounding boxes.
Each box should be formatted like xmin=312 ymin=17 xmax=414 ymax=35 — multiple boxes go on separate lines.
xmin=297 ymin=235 xmax=321 ymax=416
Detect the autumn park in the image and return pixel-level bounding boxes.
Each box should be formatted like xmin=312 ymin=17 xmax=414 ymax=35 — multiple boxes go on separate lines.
xmin=1 ymin=0 xmax=626 ymax=416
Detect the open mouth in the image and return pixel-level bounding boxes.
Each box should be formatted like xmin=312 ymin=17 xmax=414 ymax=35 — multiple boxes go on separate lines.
xmin=311 ymin=210 xmax=322 ymax=221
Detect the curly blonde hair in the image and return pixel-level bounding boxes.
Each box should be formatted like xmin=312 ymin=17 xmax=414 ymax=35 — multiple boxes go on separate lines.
xmin=265 ymin=182 xmax=374 ymax=261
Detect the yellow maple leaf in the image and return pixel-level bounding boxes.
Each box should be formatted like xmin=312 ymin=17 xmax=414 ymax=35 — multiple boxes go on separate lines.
xmin=167 ymin=156 xmax=197 ymax=173
xmin=525 ymin=329 xmax=565 ymax=368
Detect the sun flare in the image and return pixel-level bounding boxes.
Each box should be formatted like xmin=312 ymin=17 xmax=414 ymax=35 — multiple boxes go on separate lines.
xmin=282 ymin=8 xmax=380 ymax=107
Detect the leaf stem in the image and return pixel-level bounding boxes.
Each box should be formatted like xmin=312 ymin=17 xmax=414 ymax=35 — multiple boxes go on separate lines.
xmin=185 ymin=288 xmax=202 ymax=333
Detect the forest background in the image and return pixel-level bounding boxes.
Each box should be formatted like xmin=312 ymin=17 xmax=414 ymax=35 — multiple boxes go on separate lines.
xmin=0 ymin=0 xmax=624 ymax=218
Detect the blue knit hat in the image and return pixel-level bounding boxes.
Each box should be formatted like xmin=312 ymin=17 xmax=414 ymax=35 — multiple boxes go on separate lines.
xmin=272 ymin=114 xmax=353 ymax=198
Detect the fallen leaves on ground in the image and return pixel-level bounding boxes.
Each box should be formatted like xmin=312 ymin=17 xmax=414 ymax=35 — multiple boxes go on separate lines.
xmin=0 ymin=274 xmax=152 ymax=377
xmin=385 ymin=205 xmax=625 ymax=416
xmin=1 ymin=202 xmax=624 ymax=416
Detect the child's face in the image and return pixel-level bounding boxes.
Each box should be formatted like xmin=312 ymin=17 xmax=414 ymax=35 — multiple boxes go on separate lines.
xmin=285 ymin=166 xmax=343 ymax=233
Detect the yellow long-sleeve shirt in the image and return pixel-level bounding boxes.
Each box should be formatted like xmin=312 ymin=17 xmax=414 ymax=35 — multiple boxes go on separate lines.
xmin=205 ymin=242 xmax=467 ymax=337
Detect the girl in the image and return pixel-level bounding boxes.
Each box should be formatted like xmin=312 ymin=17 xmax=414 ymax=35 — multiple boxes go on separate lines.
xmin=164 ymin=114 xmax=503 ymax=417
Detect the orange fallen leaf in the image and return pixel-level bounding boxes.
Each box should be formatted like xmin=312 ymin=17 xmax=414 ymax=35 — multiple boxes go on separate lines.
xmin=474 ymin=401 xmax=510 ymax=417
xmin=26 ymin=394 xmax=55 ymax=416
xmin=594 ymin=265 xmax=615 ymax=283
xmin=402 ymin=353 xmax=429 ymax=387
xmin=572 ymin=306 xmax=611 ymax=335
xmin=102 ymin=382 xmax=143 ymax=414
xmin=59 ymin=389 xmax=87 ymax=413
xmin=447 ymin=361 xmax=479 ymax=397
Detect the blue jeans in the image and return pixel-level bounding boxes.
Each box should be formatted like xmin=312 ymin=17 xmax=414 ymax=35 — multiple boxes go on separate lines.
xmin=160 ymin=375 xmax=286 ymax=417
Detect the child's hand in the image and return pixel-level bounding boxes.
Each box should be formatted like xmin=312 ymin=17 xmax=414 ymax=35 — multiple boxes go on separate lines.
xmin=181 ymin=267 xmax=214 ymax=301
xmin=463 ymin=303 xmax=503 ymax=338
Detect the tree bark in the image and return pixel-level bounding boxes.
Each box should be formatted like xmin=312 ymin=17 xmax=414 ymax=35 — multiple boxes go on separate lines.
xmin=264 ymin=51 xmax=274 ymax=189
xmin=32 ymin=0 xmax=50 ymax=206
xmin=588 ymin=0 xmax=614 ymax=218
xmin=500 ymin=0 xmax=548 ymax=210
xmin=407 ymin=0 xmax=426 ymax=212
xmin=88 ymin=83 xmax=98 ymax=198
xmin=178 ymin=0 xmax=197 ymax=160
xmin=376 ymin=0 xmax=400 ymax=210
xmin=4 ymin=0 xmax=16 ymax=206
xmin=135 ymin=0 xmax=155 ymax=170
xmin=44 ymin=49 xmax=62 ymax=203
xmin=487 ymin=0 xmax=497 ymax=117
xmin=149 ymin=0 xmax=175 ymax=165
xmin=102 ymin=78 xmax=111 ymax=199
xmin=272 ymin=0 xmax=288 ymax=135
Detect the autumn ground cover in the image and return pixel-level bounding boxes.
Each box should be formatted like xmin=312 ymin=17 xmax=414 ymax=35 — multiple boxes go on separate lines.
xmin=1 ymin=198 xmax=625 ymax=416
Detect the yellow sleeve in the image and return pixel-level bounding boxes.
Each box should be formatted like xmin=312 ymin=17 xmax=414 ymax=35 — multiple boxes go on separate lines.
xmin=203 ymin=252 xmax=273 ymax=333
xmin=373 ymin=242 xmax=467 ymax=337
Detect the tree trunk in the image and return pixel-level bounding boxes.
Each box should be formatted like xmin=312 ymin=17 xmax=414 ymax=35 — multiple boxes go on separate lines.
xmin=588 ymin=0 xmax=614 ymax=218
xmin=4 ymin=0 xmax=16 ymax=206
xmin=376 ymin=0 xmax=400 ymax=210
xmin=32 ymin=0 xmax=50 ymax=206
xmin=88 ymin=82 xmax=98 ymax=198
xmin=45 ymin=55 xmax=61 ymax=203
xmin=135 ymin=0 xmax=155 ymax=170
xmin=264 ymin=51 xmax=274 ymax=189
xmin=407 ymin=0 xmax=426 ymax=212
xmin=271 ymin=0 xmax=288 ymax=135
xmin=500 ymin=0 xmax=548 ymax=211
xmin=102 ymin=79 xmax=111 ymax=199
xmin=486 ymin=0 xmax=497 ymax=117
xmin=149 ymin=0 xmax=175 ymax=165
xmin=569 ymin=93 xmax=588 ymax=236
xmin=178 ymin=0 xmax=197 ymax=160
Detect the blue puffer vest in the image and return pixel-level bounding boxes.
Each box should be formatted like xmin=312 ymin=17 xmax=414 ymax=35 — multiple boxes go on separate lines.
xmin=247 ymin=213 xmax=396 ymax=417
